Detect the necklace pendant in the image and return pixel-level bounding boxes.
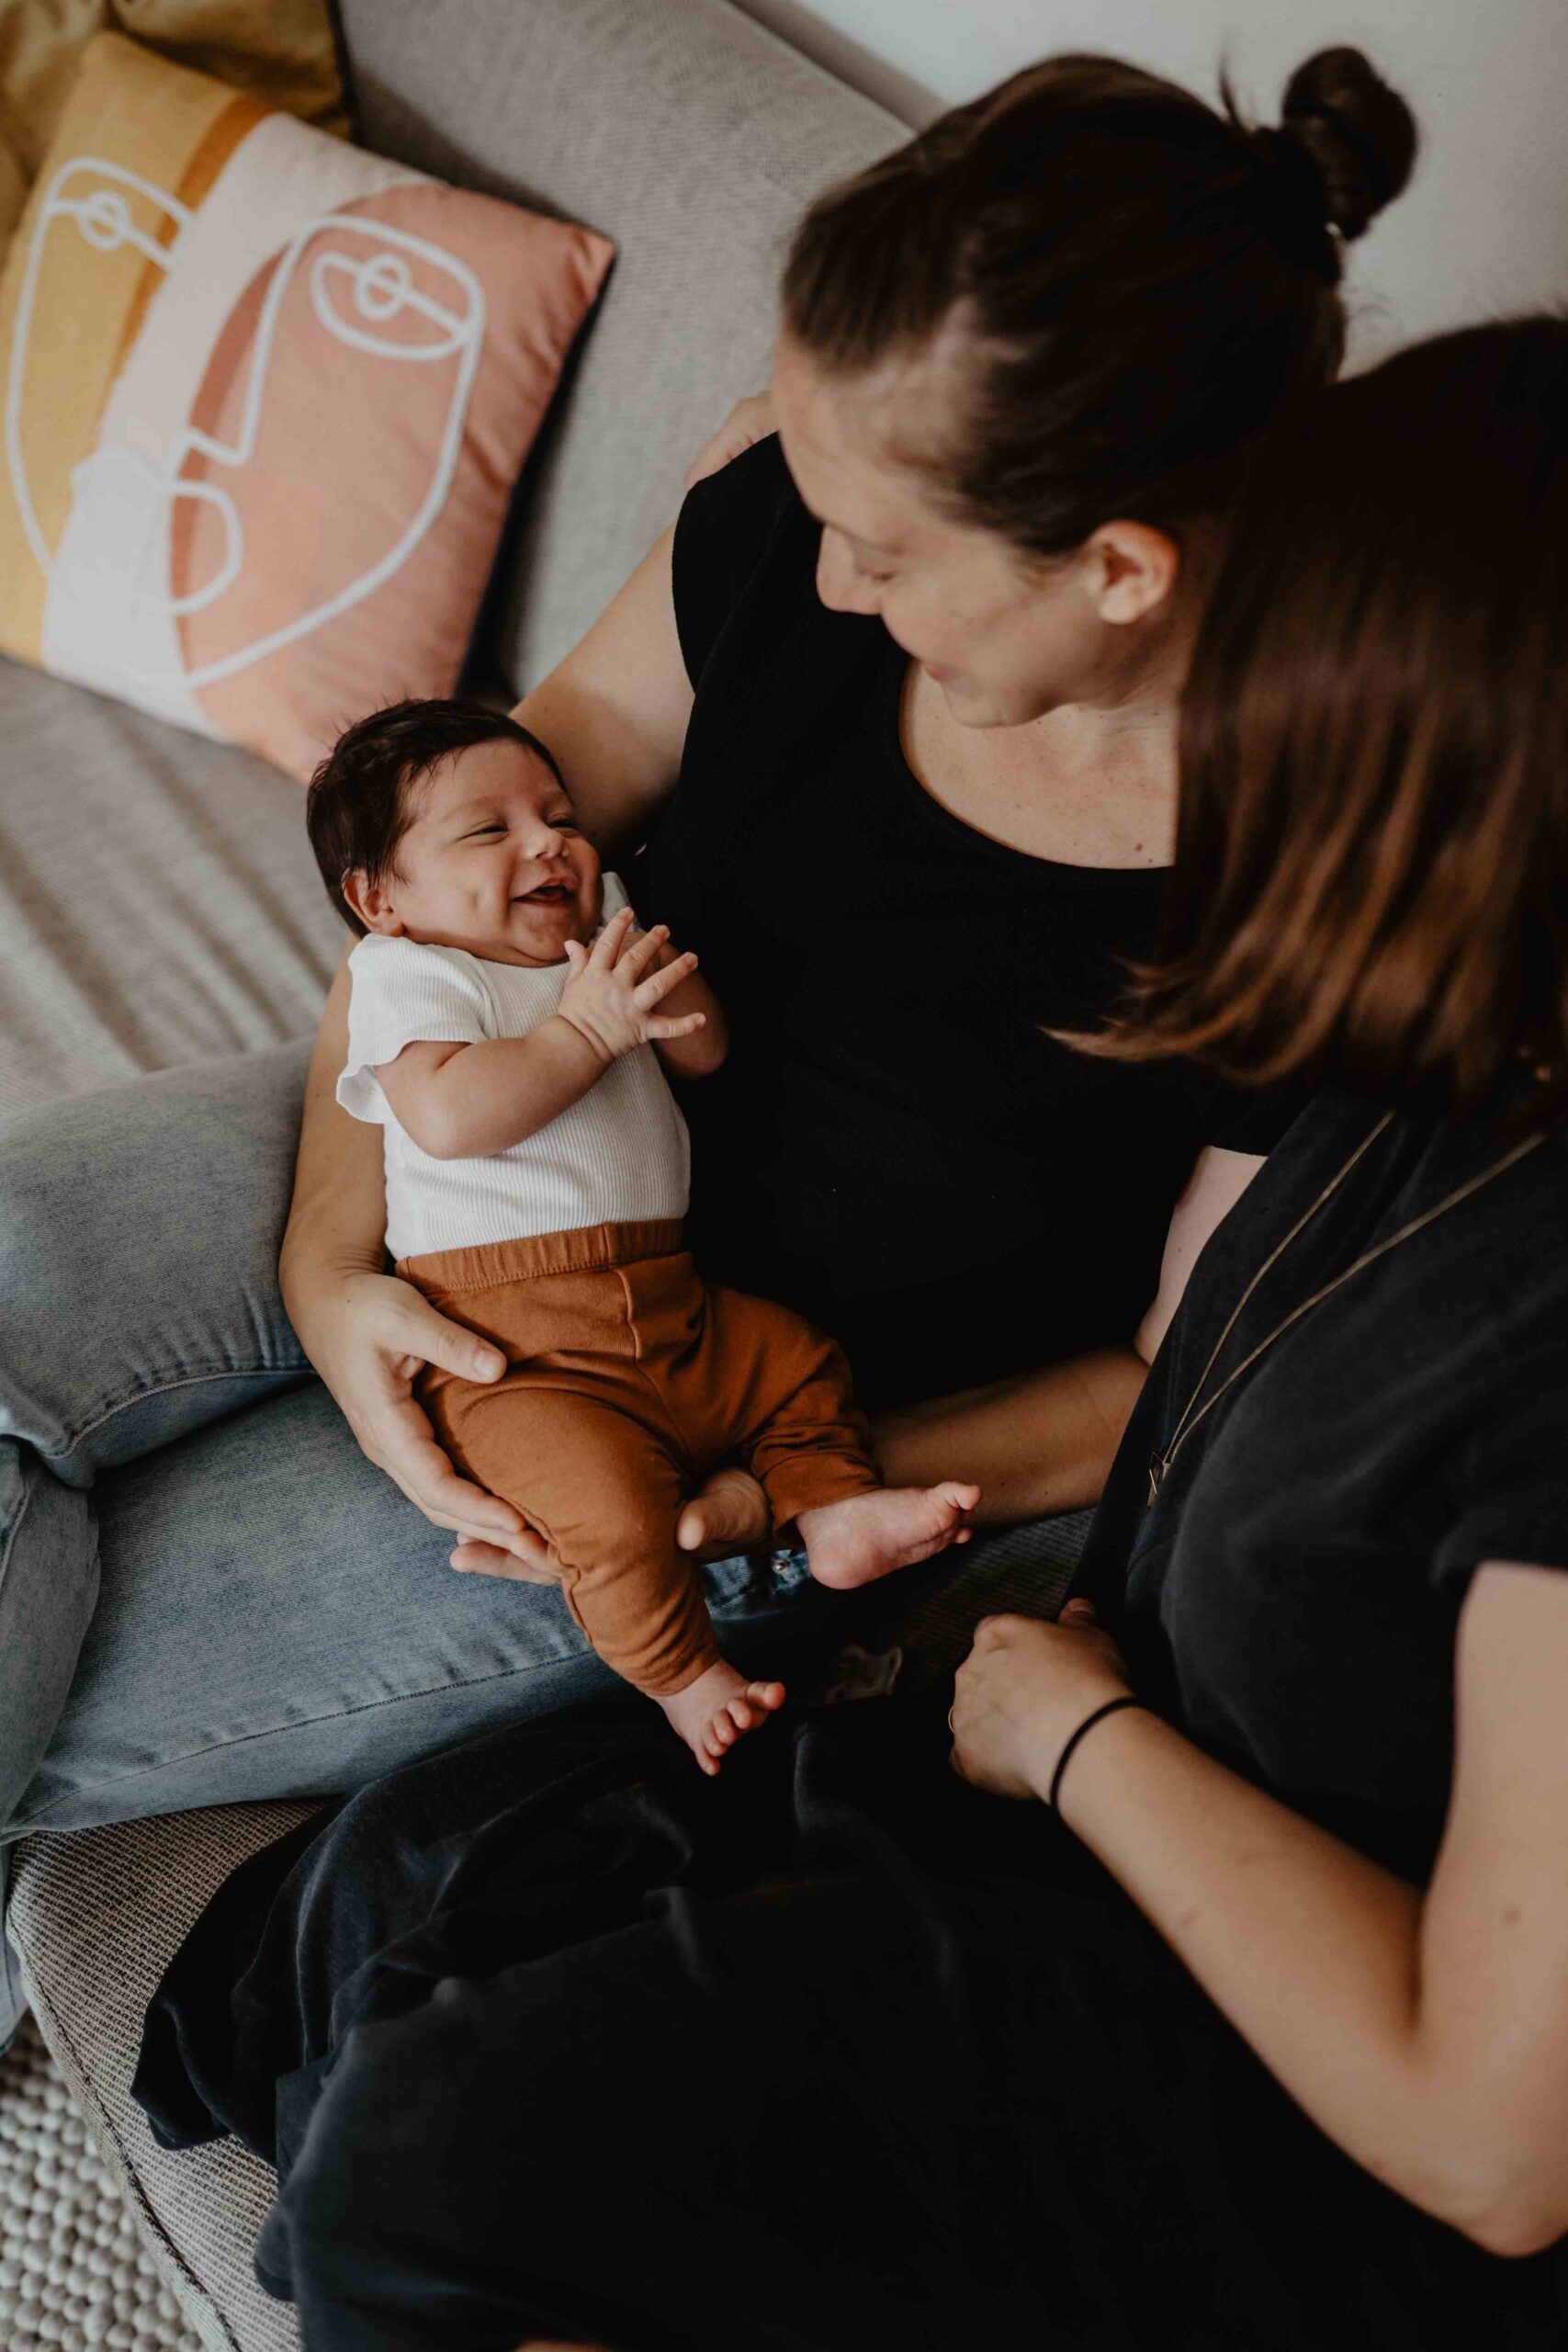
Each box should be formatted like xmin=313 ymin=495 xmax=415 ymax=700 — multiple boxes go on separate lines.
xmin=1146 ymin=1452 xmax=1166 ymax=1507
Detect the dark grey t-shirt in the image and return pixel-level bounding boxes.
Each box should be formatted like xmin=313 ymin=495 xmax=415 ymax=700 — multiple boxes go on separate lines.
xmin=1074 ymin=1080 xmax=1568 ymax=1879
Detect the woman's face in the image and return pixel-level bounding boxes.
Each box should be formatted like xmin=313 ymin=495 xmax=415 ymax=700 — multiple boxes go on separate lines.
xmin=772 ymin=329 xmax=1186 ymax=730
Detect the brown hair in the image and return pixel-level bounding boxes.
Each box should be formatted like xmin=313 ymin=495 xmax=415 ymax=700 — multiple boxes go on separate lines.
xmin=306 ymin=697 xmax=564 ymax=934
xmin=1079 ymin=318 xmax=1568 ymax=1123
xmin=782 ymin=48 xmax=1416 ymax=557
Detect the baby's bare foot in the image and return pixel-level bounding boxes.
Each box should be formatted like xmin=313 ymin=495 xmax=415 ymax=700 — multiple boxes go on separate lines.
xmin=658 ymin=1660 xmax=786 ymax=1776
xmin=675 ymin=1465 xmax=770 ymax=1558
xmin=798 ymin=1481 xmax=981 ymax=1590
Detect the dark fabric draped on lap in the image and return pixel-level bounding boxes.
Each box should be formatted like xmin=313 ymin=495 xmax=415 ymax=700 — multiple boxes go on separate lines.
xmin=135 ymin=1692 xmax=1566 ymax=2352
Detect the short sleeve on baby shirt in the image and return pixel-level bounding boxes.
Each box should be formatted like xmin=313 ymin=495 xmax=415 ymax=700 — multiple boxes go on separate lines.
xmin=337 ymin=937 xmax=494 ymax=1125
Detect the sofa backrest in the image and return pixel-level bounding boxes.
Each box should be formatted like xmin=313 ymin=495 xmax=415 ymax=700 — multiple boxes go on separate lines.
xmin=336 ymin=0 xmax=904 ymax=697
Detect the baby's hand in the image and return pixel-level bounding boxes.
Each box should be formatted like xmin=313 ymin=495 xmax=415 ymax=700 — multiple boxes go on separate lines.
xmin=557 ymin=906 xmax=706 ymax=1066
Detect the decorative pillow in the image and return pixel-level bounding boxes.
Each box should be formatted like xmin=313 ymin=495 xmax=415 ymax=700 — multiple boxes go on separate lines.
xmin=0 ymin=0 xmax=352 ymax=252
xmin=0 ymin=33 xmax=614 ymax=780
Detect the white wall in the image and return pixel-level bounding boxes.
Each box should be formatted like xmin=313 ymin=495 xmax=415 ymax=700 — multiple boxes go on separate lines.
xmin=733 ymin=0 xmax=1568 ymax=368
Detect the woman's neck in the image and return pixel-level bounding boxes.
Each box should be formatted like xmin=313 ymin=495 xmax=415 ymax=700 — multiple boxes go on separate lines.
xmin=901 ymin=663 xmax=1179 ymax=870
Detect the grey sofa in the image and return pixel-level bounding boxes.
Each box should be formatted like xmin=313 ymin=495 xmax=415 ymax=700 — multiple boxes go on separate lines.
xmin=3 ymin=4 xmax=903 ymax=2345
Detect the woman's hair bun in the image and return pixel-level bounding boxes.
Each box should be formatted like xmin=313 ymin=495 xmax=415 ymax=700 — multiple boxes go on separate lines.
xmin=1278 ymin=46 xmax=1417 ymax=241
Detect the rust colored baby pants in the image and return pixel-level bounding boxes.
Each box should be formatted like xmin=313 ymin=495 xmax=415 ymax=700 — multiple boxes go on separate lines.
xmin=400 ymin=1220 xmax=880 ymax=1698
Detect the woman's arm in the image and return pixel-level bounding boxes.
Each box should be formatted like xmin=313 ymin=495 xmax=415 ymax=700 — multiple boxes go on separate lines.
xmin=513 ymin=526 xmax=693 ymax=851
xmin=952 ymin=1566 xmax=1568 ymax=2256
xmin=874 ymin=1349 xmax=1145 ymax=1523
xmin=874 ymin=1145 xmax=1265 ymax=1520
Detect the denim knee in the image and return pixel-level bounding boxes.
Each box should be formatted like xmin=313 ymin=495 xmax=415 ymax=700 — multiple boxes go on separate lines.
xmin=0 ymin=1432 xmax=98 ymax=2041
xmin=0 ymin=1441 xmax=99 ymax=1836
xmin=0 ymin=1043 xmax=313 ymax=1483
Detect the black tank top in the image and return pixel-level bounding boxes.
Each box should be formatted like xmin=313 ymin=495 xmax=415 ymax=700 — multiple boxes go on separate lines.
xmin=637 ymin=437 xmax=1264 ymax=1409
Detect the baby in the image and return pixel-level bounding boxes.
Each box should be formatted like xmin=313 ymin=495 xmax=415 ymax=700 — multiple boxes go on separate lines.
xmin=307 ymin=698 xmax=979 ymax=1770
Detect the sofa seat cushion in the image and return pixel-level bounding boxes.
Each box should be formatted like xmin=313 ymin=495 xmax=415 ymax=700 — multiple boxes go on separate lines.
xmin=0 ymin=657 xmax=342 ymax=1121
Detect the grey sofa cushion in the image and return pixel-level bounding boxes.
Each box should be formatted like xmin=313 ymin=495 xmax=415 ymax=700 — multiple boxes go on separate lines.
xmin=0 ymin=660 xmax=340 ymax=1122
xmin=339 ymin=0 xmax=903 ymax=696
xmin=8 ymin=1807 xmax=318 ymax=2352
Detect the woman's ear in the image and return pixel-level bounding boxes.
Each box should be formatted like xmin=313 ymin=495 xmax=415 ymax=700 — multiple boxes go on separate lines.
xmin=1083 ymin=519 xmax=1181 ymax=626
xmin=342 ymin=869 xmax=403 ymax=935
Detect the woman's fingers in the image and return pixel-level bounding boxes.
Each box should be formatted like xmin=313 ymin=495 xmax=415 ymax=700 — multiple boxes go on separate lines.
xmin=645 ymin=1012 xmax=706 ymax=1043
xmin=450 ymin=1533 xmax=558 ymax=1582
xmin=359 ymin=1374 xmax=533 ymax=1552
xmin=973 ymin=1613 xmax=1018 ymax=1647
xmin=316 ymin=1271 xmax=527 ymax=1550
xmin=390 ymin=1291 xmax=506 ymax=1385
xmin=682 ymin=389 xmax=775 ymax=492
xmin=379 ymin=1416 xmax=530 ymax=1546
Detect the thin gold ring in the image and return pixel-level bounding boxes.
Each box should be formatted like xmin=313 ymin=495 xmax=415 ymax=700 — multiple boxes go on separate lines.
xmin=946 ymin=1705 xmax=956 ymax=1734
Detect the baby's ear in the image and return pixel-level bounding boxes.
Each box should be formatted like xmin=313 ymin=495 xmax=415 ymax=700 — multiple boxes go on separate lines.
xmin=344 ymin=868 xmax=402 ymax=935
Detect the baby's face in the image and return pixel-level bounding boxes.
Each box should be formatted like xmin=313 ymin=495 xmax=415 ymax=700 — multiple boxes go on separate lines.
xmin=360 ymin=738 xmax=601 ymax=967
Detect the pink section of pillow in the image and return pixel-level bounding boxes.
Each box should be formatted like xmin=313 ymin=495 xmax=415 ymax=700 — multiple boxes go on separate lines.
xmin=171 ymin=179 xmax=614 ymax=778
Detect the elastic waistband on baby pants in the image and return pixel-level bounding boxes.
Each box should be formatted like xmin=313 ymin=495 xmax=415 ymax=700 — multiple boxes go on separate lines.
xmin=396 ymin=1218 xmax=688 ymax=1296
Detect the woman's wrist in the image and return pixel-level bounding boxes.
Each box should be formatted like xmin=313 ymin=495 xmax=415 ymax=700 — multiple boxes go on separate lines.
xmin=1043 ymin=1692 xmax=1145 ymax=1814
xmin=278 ymin=1233 xmax=388 ymax=1355
xmin=951 ymin=1613 xmax=1140 ymax=1808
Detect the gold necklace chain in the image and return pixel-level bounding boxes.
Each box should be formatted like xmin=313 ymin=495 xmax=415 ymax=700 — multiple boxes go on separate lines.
xmin=1146 ymin=1112 xmax=1546 ymax=1505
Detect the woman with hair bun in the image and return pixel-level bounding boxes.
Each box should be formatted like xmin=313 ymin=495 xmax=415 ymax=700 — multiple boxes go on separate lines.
xmin=143 ymin=314 xmax=1568 ymax=2352
xmin=282 ymin=45 xmax=1416 ymax=1583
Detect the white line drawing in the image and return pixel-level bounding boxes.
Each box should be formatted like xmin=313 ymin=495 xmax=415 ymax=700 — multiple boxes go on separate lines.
xmin=5 ymin=159 xmax=194 ymax=577
xmin=6 ymin=154 xmax=485 ymax=691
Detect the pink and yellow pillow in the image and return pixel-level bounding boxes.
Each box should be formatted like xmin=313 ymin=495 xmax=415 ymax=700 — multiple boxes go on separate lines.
xmin=0 ymin=33 xmax=614 ymax=779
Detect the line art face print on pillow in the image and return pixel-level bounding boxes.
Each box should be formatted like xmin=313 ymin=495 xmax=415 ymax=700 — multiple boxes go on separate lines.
xmin=0 ymin=35 xmax=614 ymax=780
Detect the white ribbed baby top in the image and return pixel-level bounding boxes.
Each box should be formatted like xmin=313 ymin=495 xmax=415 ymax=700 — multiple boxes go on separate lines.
xmin=336 ymin=873 xmax=691 ymax=1262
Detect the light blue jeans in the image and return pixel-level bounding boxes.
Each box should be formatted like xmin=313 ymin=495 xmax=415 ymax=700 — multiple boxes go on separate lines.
xmin=0 ymin=1045 xmax=846 ymax=2042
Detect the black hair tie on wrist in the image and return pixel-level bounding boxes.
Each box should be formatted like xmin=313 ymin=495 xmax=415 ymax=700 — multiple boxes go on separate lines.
xmin=1048 ymin=1694 xmax=1144 ymax=1813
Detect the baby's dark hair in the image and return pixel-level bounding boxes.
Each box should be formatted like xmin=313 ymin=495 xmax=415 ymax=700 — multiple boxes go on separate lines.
xmin=306 ymin=696 xmax=565 ymax=935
